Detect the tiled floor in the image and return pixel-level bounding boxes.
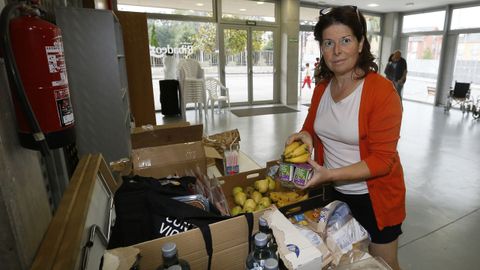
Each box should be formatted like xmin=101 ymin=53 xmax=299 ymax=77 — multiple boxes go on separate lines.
xmin=156 ymin=100 xmax=480 ymax=269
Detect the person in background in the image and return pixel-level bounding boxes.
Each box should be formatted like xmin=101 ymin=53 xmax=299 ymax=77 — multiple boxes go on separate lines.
xmin=286 ymin=6 xmax=405 ymax=270
xmin=384 ymin=50 xmax=407 ymax=98
xmin=314 ymin=57 xmax=322 ymax=86
xmin=302 ymin=63 xmax=312 ymax=89
xmin=314 ymin=57 xmax=321 ymax=68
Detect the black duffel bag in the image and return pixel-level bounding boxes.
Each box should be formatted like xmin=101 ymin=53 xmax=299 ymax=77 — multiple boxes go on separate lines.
xmin=108 ymin=175 xmax=228 ymax=249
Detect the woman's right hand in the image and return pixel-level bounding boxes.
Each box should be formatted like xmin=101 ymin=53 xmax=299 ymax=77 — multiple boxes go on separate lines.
xmin=286 ymin=131 xmax=313 ymax=153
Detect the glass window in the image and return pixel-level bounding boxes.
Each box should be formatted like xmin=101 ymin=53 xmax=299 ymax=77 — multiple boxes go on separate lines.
xmin=222 ymin=0 xmax=275 ymax=22
xmin=451 ymin=6 xmax=480 ymax=30
xmin=402 ymin=11 xmax=446 ymax=33
xmin=117 ymin=0 xmax=213 ymax=17
xmin=368 ymin=34 xmax=381 ymax=61
xmin=365 ymin=14 xmax=381 ymax=33
xmin=300 ymin=7 xmax=319 ymax=26
xmin=452 ymin=33 xmax=480 ymax=101
xmin=402 ymin=35 xmax=443 ymax=104
xmin=148 ymin=19 xmax=218 ymax=110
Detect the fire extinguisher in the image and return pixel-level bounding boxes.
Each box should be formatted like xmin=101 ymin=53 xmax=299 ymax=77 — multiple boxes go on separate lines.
xmin=1 ymin=1 xmax=75 ymax=151
xmin=1 ymin=1 xmax=75 ymax=209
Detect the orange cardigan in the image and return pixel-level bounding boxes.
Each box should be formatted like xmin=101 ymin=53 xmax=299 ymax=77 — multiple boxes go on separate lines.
xmin=302 ymin=72 xmax=406 ymax=230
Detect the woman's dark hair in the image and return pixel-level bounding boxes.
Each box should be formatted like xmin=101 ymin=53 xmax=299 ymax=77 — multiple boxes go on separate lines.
xmin=388 ymin=53 xmax=394 ymax=62
xmin=314 ymin=6 xmax=378 ymax=81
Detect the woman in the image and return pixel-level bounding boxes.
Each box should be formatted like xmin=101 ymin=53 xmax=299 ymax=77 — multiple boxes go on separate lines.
xmin=286 ymin=6 xmax=405 ymax=269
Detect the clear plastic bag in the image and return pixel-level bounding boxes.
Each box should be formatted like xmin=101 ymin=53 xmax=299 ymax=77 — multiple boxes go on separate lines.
xmin=320 ymin=201 xmax=370 ymax=267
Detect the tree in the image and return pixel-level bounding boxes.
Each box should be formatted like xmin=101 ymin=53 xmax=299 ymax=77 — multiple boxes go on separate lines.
xmin=422 ymin=48 xmax=433 ymax=59
xmin=251 ymin=31 xmax=263 ymax=52
xmin=193 ymin=23 xmax=216 ymax=54
xmin=149 ymin=22 xmax=159 ymax=48
xmin=224 ymin=29 xmax=247 ymax=55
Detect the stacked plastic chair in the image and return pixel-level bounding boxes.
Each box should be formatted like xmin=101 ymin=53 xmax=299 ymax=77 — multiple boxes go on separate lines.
xmin=178 ymin=59 xmax=207 ymax=117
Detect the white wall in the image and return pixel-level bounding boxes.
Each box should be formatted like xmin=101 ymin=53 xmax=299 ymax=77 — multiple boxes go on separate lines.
xmin=280 ymin=0 xmax=300 ymax=105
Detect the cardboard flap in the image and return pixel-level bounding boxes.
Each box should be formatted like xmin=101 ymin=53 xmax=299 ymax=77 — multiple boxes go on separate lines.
xmin=132 ymin=141 xmax=207 ymax=178
xmin=204 ymin=146 xmax=223 ymax=159
xmin=131 ymin=124 xmax=203 ymax=149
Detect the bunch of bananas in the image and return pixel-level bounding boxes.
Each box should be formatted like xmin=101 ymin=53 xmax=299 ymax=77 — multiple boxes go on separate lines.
xmin=269 ymin=191 xmax=308 ymax=207
xmin=283 ymin=141 xmax=310 ymax=163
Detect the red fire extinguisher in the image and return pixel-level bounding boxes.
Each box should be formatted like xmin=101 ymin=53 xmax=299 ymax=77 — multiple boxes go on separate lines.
xmin=1 ymin=2 xmax=75 ymax=150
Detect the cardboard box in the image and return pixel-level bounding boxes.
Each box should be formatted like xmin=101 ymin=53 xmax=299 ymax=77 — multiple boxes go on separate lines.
xmin=128 ymin=126 xmax=267 ymax=269
xmin=220 ymin=168 xmax=268 ymax=209
xmin=32 ymin=153 xmax=266 ymax=270
xmin=130 ymin=124 xmax=221 ymax=179
xmin=133 ymin=210 xmax=265 ymax=270
xmin=131 ymin=123 xmax=201 ymax=149
xmin=131 ymin=141 xmax=208 ymax=178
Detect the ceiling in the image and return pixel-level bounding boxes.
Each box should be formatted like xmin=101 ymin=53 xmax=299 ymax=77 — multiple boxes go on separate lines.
xmin=300 ymin=0 xmax=479 ymax=13
xmin=117 ymin=0 xmax=479 ymax=16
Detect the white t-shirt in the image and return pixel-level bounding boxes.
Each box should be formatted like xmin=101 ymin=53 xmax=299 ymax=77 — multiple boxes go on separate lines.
xmin=314 ymin=80 xmax=368 ymax=195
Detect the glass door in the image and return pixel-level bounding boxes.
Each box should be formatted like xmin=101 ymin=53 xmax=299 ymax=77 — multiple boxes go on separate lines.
xmin=222 ymin=27 xmax=249 ymax=103
xmin=252 ymin=29 xmax=274 ymax=103
xmin=220 ymin=26 xmax=275 ymax=105
xmin=402 ymin=35 xmax=443 ymax=104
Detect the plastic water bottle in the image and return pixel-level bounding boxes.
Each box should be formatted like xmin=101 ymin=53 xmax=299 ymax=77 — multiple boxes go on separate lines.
xmin=264 ymin=258 xmax=279 ymax=270
xmin=258 ymin=217 xmax=278 ymax=258
xmin=157 ymin=242 xmax=190 ymax=270
xmin=246 ymin=232 xmax=275 ymax=270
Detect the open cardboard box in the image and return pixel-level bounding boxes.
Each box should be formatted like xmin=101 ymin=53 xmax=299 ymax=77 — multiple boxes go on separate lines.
xmin=220 ymin=168 xmax=268 ymax=209
xmin=32 ymin=153 xmax=267 ymax=270
xmin=127 ymin=125 xmax=270 ymax=269
xmin=133 ymin=167 xmax=277 ymax=270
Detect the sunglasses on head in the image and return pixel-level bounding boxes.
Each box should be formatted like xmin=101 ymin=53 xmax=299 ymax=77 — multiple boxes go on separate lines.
xmin=319 ymin=6 xmax=363 ymax=33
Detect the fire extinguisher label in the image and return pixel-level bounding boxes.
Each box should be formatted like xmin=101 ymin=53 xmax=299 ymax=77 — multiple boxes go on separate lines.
xmin=55 ymin=88 xmax=74 ymax=127
xmin=45 ymin=39 xmax=69 ymax=87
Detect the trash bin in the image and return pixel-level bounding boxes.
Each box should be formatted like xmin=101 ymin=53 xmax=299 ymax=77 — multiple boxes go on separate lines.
xmin=159 ymin=79 xmax=181 ymax=116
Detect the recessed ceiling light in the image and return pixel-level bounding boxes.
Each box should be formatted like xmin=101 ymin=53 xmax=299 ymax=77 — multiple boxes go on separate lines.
xmin=406 ymin=2 xmax=414 ymax=6
xmin=368 ymin=3 xmax=379 ymax=7
xmin=239 ymin=8 xmax=247 ymax=12
xmin=196 ymin=3 xmax=204 ymax=7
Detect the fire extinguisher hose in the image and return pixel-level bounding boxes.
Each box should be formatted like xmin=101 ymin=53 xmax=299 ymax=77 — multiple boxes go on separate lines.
xmin=1 ymin=2 xmax=62 ymax=210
